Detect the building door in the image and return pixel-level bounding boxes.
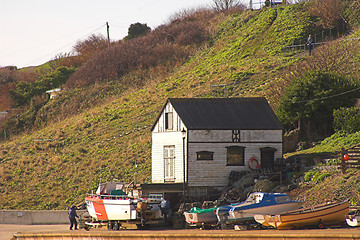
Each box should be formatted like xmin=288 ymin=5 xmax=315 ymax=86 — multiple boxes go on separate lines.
xmin=260 ymin=147 xmax=277 ymax=170
xmin=164 ymin=146 xmax=175 ymax=180
xmin=164 ymin=192 xmax=181 ymax=211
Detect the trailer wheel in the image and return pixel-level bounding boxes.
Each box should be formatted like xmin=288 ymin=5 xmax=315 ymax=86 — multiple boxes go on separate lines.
xmin=318 ymin=219 xmax=324 ymax=229
xmin=113 ymin=221 xmax=120 ymax=231
xmin=107 ymin=221 xmax=114 ymax=230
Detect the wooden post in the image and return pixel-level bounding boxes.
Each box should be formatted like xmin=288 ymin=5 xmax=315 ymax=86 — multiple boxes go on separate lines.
xmin=106 ymin=22 xmax=110 ymax=47
xmin=340 ymin=149 xmax=346 ymax=174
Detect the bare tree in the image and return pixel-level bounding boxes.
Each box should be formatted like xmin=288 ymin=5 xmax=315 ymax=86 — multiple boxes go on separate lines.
xmin=212 ymin=0 xmax=245 ymax=12
xmin=307 ymin=0 xmax=344 ymax=28
xmin=73 ymin=34 xmax=108 ymax=60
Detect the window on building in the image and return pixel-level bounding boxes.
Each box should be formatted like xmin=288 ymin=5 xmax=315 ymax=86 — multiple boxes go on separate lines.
xmin=196 ymin=151 xmax=214 ymax=161
xmin=165 ymin=112 xmax=173 ymax=130
xmin=226 ymin=146 xmax=245 ymax=166
xmin=164 ymin=145 xmax=175 ymax=179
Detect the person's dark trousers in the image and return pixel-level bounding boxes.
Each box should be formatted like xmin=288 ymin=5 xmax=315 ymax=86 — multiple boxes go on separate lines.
xmin=70 ymin=218 xmax=78 ymax=230
xmin=309 ymin=45 xmax=313 ymax=56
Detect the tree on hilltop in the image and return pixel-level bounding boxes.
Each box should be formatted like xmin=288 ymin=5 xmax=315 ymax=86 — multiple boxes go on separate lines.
xmin=125 ymin=22 xmax=151 ymax=40
xmin=212 ymin=0 xmax=245 ymax=12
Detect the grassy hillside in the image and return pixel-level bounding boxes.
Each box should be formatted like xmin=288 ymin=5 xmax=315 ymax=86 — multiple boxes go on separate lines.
xmin=1 ymin=2 xmax=360 ymax=210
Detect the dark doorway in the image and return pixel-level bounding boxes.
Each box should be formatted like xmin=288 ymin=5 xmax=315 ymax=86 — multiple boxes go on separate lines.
xmin=260 ymin=147 xmax=277 ymax=170
xmin=164 ymin=192 xmax=182 ymax=211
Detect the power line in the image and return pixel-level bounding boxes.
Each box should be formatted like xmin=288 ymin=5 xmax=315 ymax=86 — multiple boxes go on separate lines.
xmin=0 ymin=24 xmax=106 ymax=60
xmin=22 ymin=24 xmax=107 ymax=66
xmin=285 ymin=86 xmax=360 ymax=104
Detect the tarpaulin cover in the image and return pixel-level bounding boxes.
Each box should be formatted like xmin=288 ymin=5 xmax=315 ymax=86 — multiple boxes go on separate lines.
xmin=189 ymin=207 xmax=216 ymax=214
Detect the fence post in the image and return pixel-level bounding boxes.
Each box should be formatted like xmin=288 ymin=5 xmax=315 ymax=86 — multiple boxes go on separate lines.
xmin=340 ymin=148 xmax=346 ymax=174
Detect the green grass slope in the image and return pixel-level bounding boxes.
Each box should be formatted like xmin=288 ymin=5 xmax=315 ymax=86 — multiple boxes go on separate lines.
xmin=0 ymin=4 xmax=359 ymax=209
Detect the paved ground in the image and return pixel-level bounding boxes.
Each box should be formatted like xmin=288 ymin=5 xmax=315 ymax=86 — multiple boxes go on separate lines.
xmin=0 ymin=224 xmax=69 ymax=240
xmin=3 ymin=224 xmax=360 ymax=240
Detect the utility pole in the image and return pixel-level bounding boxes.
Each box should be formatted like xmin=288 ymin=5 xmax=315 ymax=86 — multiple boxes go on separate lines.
xmin=106 ymin=22 xmax=110 ymax=47
xmin=134 ymin=159 xmax=137 ymax=187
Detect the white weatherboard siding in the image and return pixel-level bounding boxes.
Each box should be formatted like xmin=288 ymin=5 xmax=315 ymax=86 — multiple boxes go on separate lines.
xmin=152 ymin=131 xmax=186 ymax=183
xmin=189 ymin=130 xmax=282 ymax=143
xmin=241 ymin=130 xmax=282 ymax=142
xmin=187 ymin=129 xmax=282 ymax=187
xmin=187 ymin=142 xmax=282 ymax=187
xmin=152 ymin=102 xmax=184 ymax=133
xmin=152 ymin=101 xmax=187 ymax=183
xmin=189 ymin=130 xmax=231 ymax=142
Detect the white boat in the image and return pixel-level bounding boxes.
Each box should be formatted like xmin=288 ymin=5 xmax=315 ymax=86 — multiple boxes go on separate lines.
xmin=85 ymin=182 xmax=163 ymax=230
xmin=183 ymin=207 xmax=218 ymax=225
xmin=346 ymin=215 xmax=360 ymax=227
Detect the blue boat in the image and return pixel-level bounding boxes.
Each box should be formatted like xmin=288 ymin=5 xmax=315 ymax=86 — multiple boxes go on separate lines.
xmin=217 ymin=192 xmax=303 ymax=224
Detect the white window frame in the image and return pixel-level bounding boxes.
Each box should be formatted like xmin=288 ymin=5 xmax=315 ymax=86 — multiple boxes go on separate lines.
xmin=164 ymin=145 xmax=175 ymax=181
xmin=165 ymin=112 xmax=173 ymax=130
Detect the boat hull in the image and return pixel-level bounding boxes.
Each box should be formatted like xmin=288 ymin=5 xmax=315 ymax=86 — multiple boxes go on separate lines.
xmin=263 ymin=200 xmax=349 ymax=229
xmin=184 ymin=210 xmax=217 ymax=224
xmin=85 ymin=196 xmax=162 ymax=221
xmin=346 ymin=215 xmax=360 ymax=227
xmin=228 ymin=202 xmax=303 ymax=223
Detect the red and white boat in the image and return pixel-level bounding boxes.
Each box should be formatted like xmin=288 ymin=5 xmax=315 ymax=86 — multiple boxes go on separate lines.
xmin=85 ymin=182 xmax=163 ymax=230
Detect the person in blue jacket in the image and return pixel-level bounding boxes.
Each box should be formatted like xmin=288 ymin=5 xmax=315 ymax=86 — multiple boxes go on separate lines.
xmin=160 ymin=198 xmax=171 ymax=220
xmin=68 ymin=206 xmax=79 ymax=230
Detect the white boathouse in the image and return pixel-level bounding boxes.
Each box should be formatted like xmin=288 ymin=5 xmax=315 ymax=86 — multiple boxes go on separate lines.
xmin=142 ymin=97 xmax=283 ymax=202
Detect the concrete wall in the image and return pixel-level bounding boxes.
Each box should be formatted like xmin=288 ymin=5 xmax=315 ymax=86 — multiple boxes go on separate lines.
xmin=0 ymin=210 xmax=73 ymax=225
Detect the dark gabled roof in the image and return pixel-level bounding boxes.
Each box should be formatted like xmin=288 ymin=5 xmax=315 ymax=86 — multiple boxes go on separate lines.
xmin=152 ymin=98 xmax=283 ymax=130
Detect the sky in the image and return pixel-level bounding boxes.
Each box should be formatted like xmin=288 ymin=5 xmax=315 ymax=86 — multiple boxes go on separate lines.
xmin=0 ymin=0 xmax=249 ymax=69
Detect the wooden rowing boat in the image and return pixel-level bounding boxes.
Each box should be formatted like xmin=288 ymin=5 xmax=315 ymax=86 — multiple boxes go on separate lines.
xmin=255 ymin=200 xmax=349 ymax=229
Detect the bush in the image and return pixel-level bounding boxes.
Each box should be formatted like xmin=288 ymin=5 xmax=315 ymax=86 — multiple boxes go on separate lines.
xmin=9 ymin=66 xmax=75 ymax=107
xmin=333 ymin=107 xmax=360 ymax=134
xmin=341 ymin=0 xmax=360 ymax=29
xmin=307 ymin=0 xmax=344 ymax=29
xmin=313 ymin=172 xmax=330 ymax=183
xmin=304 ymin=170 xmax=317 ymax=182
xmin=304 ymin=169 xmax=330 ymax=183
xmin=65 ymin=11 xmax=211 ymax=89
xmin=277 ymin=71 xmax=360 ymax=140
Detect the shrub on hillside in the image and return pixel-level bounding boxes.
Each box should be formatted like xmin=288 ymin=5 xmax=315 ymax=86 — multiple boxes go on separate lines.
xmin=9 ymin=66 xmax=76 ymax=107
xmin=65 ymin=11 xmax=211 ymax=88
xmin=342 ymin=0 xmax=360 ymax=29
xmin=277 ymin=71 xmax=360 ymax=140
xmin=295 ymin=39 xmax=360 ymax=80
xmin=333 ymin=107 xmax=360 ymax=134
xmin=307 ymin=0 xmax=345 ymax=29
xmin=0 ymin=94 xmax=49 ymax=137
xmin=73 ymin=34 xmax=109 ymax=62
